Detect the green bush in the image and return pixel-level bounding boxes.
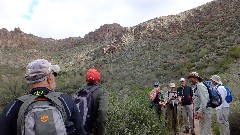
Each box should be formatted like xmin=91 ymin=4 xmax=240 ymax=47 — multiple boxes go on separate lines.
xmin=0 ymin=77 xmax=27 ymax=111
xmin=229 ymin=101 xmax=240 ymax=135
xmin=107 ymin=86 xmax=167 ymax=135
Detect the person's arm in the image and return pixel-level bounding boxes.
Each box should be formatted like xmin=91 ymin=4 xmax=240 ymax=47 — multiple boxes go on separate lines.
xmin=97 ymin=90 xmax=109 ymax=135
xmin=0 ymin=101 xmax=18 ymax=135
xmin=0 ymin=107 xmax=10 ymax=135
xmin=61 ymin=94 xmax=86 ymax=135
xmin=196 ymin=84 xmax=209 ymax=113
xmin=149 ymin=89 xmax=156 ymax=102
xmin=72 ymin=102 xmax=86 ymax=135
xmin=190 ymin=86 xmax=193 ymax=97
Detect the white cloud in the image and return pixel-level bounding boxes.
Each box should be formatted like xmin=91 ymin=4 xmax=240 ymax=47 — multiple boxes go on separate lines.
xmin=0 ymin=0 xmax=213 ymax=39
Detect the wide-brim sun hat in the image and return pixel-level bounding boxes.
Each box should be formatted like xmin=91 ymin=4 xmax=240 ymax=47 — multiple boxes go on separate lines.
xmin=187 ymin=72 xmax=203 ymax=81
xmin=210 ymin=75 xmax=222 ymax=85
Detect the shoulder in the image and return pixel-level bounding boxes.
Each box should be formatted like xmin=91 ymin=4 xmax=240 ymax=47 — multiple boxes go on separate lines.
xmin=197 ymin=82 xmax=206 ymax=88
xmin=217 ymin=86 xmax=226 ymax=91
xmin=185 ymin=86 xmax=192 ymax=91
xmin=93 ymin=86 xmax=107 ymax=94
xmin=1 ymin=100 xmax=22 ymax=118
xmin=196 ymin=83 xmax=208 ymax=92
xmin=176 ymin=87 xmax=181 ymax=91
xmin=58 ymin=93 xmax=75 ymax=109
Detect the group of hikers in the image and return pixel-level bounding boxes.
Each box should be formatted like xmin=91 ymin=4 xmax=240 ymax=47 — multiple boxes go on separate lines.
xmin=0 ymin=58 xmax=233 ymax=135
xmin=0 ymin=59 xmax=109 ymax=135
xmin=149 ymin=72 xmax=232 ymax=135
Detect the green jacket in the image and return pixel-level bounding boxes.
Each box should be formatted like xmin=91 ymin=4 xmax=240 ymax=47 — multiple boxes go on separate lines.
xmin=87 ymin=84 xmax=109 ymax=135
xmin=193 ymin=82 xmax=211 ymax=113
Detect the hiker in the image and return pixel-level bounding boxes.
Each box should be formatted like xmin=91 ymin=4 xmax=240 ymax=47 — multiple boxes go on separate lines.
xmin=0 ymin=59 xmax=85 ymax=135
xmin=188 ymin=72 xmax=212 ymax=135
xmin=75 ymin=68 xmax=108 ymax=135
xmin=149 ymin=82 xmax=166 ymax=120
xmin=177 ymin=78 xmax=195 ymax=135
xmin=166 ymin=82 xmax=179 ymax=134
xmin=210 ymin=75 xmax=230 ymax=135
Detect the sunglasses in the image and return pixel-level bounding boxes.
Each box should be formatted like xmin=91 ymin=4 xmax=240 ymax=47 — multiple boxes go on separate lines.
xmin=52 ymin=72 xmax=57 ymax=77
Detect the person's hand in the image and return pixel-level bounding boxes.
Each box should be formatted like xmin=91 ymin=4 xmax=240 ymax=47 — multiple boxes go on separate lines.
xmin=194 ymin=112 xmax=204 ymax=119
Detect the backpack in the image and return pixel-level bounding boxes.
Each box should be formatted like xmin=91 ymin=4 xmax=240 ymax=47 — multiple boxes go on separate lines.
xmin=223 ymin=85 xmax=233 ymax=103
xmin=17 ymin=92 xmax=69 ymax=135
xmin=203 ymin=81 xmax=222 ymax=108
xmin=74 ymin=86 xmax=98 ymax=132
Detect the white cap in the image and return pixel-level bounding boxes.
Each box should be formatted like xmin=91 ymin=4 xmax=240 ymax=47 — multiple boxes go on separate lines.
xmin=179 ymin=78 xmax=185 ymax=82
xmin=169 ymin=83 xmax=176 ymax=88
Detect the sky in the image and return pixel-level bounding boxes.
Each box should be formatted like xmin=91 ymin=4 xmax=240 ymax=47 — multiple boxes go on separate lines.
xmin=0 ymin=0 xmax=214 ymax=39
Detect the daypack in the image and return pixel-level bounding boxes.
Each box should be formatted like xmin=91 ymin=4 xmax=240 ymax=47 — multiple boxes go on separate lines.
xmin=74 ymin=86 xmax=98 ymax=132
xmin=203 ymin=81 xmax=222 ymax=108
xmin=17 ymin=92 xmax=69 ymax=135
xmin=223 ymin=85 xmax=233 ymax=103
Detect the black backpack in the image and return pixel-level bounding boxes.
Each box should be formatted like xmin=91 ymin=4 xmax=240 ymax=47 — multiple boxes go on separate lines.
xmin=203 ymin=81 xmax=222 ymax=108
xmin=74 ymin=86 xmax=98 ymax=132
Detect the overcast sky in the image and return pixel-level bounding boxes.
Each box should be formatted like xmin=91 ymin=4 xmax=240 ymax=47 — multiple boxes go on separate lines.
xmin=0 ymin=0 xmax=213 ymax=39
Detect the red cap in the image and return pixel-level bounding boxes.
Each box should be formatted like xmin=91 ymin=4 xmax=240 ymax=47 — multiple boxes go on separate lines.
xmin=86 ymin=68 xmax=100 ymax=83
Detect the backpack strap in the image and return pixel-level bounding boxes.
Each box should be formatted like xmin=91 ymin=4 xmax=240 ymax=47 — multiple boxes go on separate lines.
xmin=17 ymin=94 xmax=38 ymax=135
xmin=44 ymin=92 xmax=67 ymax=124
xmin=88 ymin=86 xmax=99 ymax=93
xmin=17 ymin=92 xmax=68 ymax=135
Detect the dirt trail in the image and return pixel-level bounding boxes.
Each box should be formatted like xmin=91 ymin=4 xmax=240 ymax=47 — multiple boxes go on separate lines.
xmin=179 ymin=119 xmax=200 ymax=135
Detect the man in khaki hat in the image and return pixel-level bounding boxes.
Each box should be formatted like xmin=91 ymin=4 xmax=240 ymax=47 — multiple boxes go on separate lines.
xmin=210 ymin=75 xmax=230 ymax=135
xmin=188 ymin=72 xmax=212 ymax=135
xmin=0 ymin=59 xmax=85 ymax=135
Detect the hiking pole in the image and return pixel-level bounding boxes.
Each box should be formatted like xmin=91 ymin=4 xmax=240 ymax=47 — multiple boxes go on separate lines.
xmin=175 ymin=102 xmax=178 ymax=135
xmin=192 ymin=102 xmax=195 ymax=129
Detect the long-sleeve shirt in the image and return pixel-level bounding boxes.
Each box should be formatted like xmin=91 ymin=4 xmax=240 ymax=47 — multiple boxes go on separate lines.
xmin=177 ymin=85 xmax=193 ymax=105
xmin=193 ymin=82 xmax=211 ymax=113
xmin=86 ymin=84 xmax=109 ymax=135
xmin=214 ymin=85 xmax=230 ymax=110
xmin=0 ymin=87 xmax=86 ymax=135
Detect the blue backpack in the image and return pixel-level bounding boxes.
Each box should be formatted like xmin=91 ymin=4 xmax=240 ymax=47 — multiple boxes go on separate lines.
xmin=223 ymin=86 xmax=232 ymax=103
xmin=203 ymin=81 xmax=222 ymax=108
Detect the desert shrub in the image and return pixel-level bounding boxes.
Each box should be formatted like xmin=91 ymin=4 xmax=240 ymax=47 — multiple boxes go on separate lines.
xmin=229 ymin=101 xmax=240 ymax=135
xmin=211 ymin=101 xmax=240 ymax=135
xmin=0 ymin=77 xmax=27 ymax=111
xmin=107 ymin=86 xmax=167 ymax=135
xmin=228 ymin=46 xmax=240 ymax=59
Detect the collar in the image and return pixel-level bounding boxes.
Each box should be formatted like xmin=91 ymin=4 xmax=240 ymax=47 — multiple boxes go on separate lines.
xmin=29 ymin=87 xmax=51 ymax=96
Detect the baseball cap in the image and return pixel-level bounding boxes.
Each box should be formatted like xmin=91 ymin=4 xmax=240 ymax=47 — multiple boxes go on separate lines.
xmin=153 ymin=82 xmax=160 ymax=87
xmin=179 ymin=78 xmax=185 ymax=82
xmin=25 ymin=59 xmax=60 ymax=84
xmin=169 ymin=83 xmax=176 ymax=88
xmin=86 ymin=68 xmax=100 ymax=83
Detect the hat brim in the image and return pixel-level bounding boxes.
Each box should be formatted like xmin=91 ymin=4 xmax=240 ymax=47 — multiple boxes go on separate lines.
xmin=51 ymin=65 xmax=60 ymax=73
xmin=210 ymin=78 xmax=222 ymax=85
xmin=187 ymin=75 xmax=203 ymax=81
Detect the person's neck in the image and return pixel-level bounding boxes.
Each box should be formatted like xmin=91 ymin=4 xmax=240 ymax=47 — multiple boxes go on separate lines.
xmin=31 ymin=81 xmax=51 ymax=90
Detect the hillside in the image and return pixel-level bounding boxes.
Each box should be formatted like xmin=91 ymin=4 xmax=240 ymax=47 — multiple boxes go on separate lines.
xmin=0 ymin=0 xmax=240 ymax=134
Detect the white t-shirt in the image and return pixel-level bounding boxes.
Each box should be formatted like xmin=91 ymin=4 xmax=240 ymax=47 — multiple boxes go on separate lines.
xmin=215 ymin=85 xmax=230 ymax=110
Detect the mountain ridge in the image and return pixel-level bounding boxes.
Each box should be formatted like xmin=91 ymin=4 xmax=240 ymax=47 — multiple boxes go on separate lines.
xmin=0 ymin=0 xmax=239 ymax=84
